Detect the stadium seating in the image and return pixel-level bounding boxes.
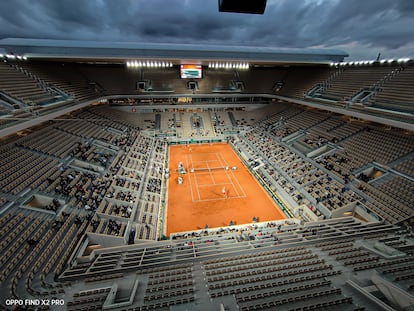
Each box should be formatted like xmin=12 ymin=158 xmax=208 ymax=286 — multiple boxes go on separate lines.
xmin=0 ymin=60 xmax=413 ymax=311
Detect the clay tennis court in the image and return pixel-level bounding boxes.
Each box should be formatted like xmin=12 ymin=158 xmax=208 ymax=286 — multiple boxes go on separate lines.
xmin=165 ymin=143 xmax=286 ymax=236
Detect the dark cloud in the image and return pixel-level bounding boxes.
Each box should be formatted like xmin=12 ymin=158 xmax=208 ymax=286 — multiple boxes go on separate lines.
xmin=0 ymin=0 xmax=413 ymax=60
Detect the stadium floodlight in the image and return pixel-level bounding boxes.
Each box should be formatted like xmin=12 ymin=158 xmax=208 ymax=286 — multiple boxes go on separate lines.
xmin=363 ymin=61 xmax=369 ymax=65
xmin=6 ymin=54 xmax=16 ymax=59
xmin=397 ymin=58 xmax=409 ymax=63
xmin=17 ymin=55 xmax=22 ymax=60
xmin=387 ymin=59 xmax=394 ymax=63
xmin=369 ymin=60 xmax=375 ymax=64
xmin=0 ymin=53 xmax=3 ymax=58
xmin=23 ymin=56 xmax=27 ymax=60
xmin=380 ymin=59 xmax=387 ymax=64
xmin=169 ymin=62 xmax=173 ymax=67
xmin=134 ymin=60 xmax=138 ymax=67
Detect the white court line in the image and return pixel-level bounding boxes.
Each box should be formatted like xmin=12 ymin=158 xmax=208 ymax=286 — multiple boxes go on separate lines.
xmin=185 ymin=154 xmax=196 ymax=202
xmin=194 ymin=196 xmax=244 ymax=202
xmin=215 ymin=152 xmax=240 ymax=197
xmin=219 ymin=151 xmax=247 ymax=197
xmin=189 ymin=154 xmax=202 ymax=201
xmin=205 ymin=160 xmax=216 ymax=185
xmin=188 ymin=152 xmax=246 ymax=202
xmin=217 ymin=152 xmax=247 ymax=197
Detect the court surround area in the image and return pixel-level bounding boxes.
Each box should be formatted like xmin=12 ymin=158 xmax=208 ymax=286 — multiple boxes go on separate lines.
xmin=165 ymin=143 xmax=286 ymax=235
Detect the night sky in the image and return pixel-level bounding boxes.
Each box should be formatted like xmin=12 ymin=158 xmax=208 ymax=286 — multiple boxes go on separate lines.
xmin=1 ymin=0 xmax=413 ymax=60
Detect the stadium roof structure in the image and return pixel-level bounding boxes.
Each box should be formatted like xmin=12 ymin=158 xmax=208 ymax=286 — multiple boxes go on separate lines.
xmin=0 ymin=38 xmax=348 ymax=65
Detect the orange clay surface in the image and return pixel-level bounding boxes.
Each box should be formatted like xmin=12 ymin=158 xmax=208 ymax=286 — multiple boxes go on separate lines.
xmin=165 ymin=143 xmax=286 ymax=236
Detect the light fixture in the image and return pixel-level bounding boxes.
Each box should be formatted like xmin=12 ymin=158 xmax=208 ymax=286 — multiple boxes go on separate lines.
xmin=397 ymin=58 xmax=410 ymax=63
xmin=209 ymin=62 xmax=249 ymax=70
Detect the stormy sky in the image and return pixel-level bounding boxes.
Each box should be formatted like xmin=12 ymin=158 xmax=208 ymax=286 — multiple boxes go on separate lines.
xmin=0 ymin=0 xmax=413 ymax=60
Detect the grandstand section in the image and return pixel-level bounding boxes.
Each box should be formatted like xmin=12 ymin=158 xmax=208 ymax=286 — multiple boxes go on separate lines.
xmin=0 ymin=39 xmax=413 ymax=310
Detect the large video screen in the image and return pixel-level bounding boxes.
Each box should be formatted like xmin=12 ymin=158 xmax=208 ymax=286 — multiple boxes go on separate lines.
xmin=180 ymin=64 xmax=202 ymax=79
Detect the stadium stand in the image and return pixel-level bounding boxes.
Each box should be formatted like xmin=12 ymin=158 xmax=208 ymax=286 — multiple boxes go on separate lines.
xmin=0 ymin=54 xmax=413 ymax=310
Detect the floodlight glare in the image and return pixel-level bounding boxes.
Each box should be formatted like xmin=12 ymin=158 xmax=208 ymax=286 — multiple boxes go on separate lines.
xmin=397 ymin=58 xmax=409 ymax=63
